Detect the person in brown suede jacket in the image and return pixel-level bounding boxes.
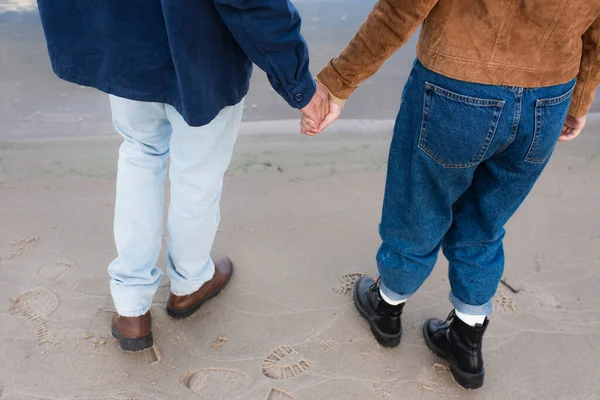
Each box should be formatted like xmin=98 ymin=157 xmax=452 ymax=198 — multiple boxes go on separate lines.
xmin=304 ymin=0 xmax=600 ymax=389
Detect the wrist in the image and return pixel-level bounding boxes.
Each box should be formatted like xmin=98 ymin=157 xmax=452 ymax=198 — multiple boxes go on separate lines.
xmin=315 ymin=78 xmax=346 ymax=108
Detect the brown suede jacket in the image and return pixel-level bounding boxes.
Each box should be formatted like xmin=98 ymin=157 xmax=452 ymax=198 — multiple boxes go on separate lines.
xmin=317 ymin=0 xmax=600 ymax=117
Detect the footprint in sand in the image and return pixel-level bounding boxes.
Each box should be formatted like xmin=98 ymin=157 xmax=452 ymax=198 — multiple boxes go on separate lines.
xmin=332 ymin=273 xmax=366 ymax=296
xmin=494 ymin=288 xmax=517 ymax=314
xmin=10 ymin=288 xmax=58 ymax=345
xmin=6 ymin=236 xmax=39 ymax=260
xmin=266 ymin=388 xmax=296 ymax=400
xmin=183 ymin=368 xmax=253 ymax=399
xmin=306 ymin=332 xmax=335 ymax=353
xmin=262 ymin=345 xmax=312 ymax=380
xmin=535 ymin=291 xmax=561 ymax=309
xmin=319 ymin=339 xmax=334 ymax=352
xmin=38 ymin=261 xmax=75 ymax=283
xmin=417 ymin=363 xmax=457 ymax=393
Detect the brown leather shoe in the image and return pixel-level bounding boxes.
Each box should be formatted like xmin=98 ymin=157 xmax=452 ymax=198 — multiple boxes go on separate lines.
xmin=111 ymin=311 xmax=153 ymax=352
xmin=166 ymin=256 xmax=234 ymax=319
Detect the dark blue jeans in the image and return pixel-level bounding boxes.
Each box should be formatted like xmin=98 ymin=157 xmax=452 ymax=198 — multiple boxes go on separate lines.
xmin=378 ymin=60 xmax=575 ymax=315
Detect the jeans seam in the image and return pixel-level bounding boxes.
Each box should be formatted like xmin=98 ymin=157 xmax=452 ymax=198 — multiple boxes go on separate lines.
xmin=495 ymin=88 xmax=522 ymax=155
xmin=443 ymin=241 xmax=497 ymax=249
xmin=537 ymin=84 xmax=576 ymax=106
xmin=425 ymin=82 xmax=505 ymax=107
xmin=525 ymin=105 xmax=545 ymax=164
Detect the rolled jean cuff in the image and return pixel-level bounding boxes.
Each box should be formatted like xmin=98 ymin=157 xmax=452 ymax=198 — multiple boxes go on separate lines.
xmin=168 ymin=262 xmax=215 ymax=297
xmin=379 ymin=280 xmax=413 ymax=303
xmin=170 ymin=284 xmax=203 ymax=297
xmin=115 ymin=301 xmax=152 ymax=318
xmin=450 ymin=292 xmax=493 ymax=316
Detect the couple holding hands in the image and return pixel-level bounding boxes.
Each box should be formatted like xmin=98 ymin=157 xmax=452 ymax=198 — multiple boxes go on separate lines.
xmin=37 ymin=0 xmax=598 ymax=389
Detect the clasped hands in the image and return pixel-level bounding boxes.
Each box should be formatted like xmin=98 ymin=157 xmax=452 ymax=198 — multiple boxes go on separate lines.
xmin=299 ymin=82 xmax=342 ymax=136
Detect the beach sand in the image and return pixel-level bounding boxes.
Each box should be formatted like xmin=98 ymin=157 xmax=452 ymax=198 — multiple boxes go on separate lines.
xmin=1 ymin=121 xmax=600 ymax=399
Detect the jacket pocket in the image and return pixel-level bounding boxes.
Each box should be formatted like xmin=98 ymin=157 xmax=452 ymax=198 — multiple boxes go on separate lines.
xmin=525 ymin=86 xmax=575 ymax=164
xmin=418 ymin=82 xmax=504 ymax=169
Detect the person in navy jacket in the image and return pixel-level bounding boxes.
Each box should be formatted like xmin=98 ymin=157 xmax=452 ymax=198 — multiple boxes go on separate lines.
xmin=37 ymin=0 xmax=329 ymax=351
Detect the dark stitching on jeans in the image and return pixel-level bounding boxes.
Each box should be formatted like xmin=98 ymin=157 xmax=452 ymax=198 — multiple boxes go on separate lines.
xmin=536 ymin=85 xmax=576 ymax=107
xmin=425 ymin=82 xmax=504 ymax=107
xmin=496 ymin=89 xmax=523 ymax=155
xmin=419 ymin=83 xmax=504 ymax=169
xmin=525 ymin=106 xmax=547 ymax=164
xmin=418 ymin=84 xmax=432 ymax=156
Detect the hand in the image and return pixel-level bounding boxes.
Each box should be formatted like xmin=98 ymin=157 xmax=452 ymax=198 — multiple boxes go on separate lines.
xmin=300 ymin=82 xmax=329 ymax=135
xmin=560 ymin=114 xmax=586 ymax=142
xmin=317 ymin=101 xmax=343 ymax=131
xmin=300 ymin=115 xmax=319 ymax=136
xmin=300 ymin=100 xmax=344 ymax=135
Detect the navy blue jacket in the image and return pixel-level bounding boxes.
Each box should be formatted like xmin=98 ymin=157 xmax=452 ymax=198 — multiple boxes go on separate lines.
xmin=36 ymin=0 xmax=316 ymax=126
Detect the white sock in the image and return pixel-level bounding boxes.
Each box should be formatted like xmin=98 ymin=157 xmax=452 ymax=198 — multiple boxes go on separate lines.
xmin=379 ymin=288 xmax=407 ymax=306
xmin=455 ymin=310 xmax=486 ymax=327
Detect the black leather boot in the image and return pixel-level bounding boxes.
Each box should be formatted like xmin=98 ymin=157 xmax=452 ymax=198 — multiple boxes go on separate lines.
xmin=353 ymin=277 xmax=404 ymax=347
xmin=423 ymin=310 xmax=488 ymax=389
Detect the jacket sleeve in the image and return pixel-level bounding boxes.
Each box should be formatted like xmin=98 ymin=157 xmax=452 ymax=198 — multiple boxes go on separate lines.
xmin=214 ymin=0 xmax=315 ymax=109
xmin=317 ymin=0 xmax=440 ymax=104
xmin=570 ymin=16 xmax=600 ymax=117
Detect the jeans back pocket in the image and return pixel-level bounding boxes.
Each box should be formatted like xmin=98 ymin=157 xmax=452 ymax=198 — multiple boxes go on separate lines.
xmin=525 ymin=86 xmax=575 ymax=164
xmin=418 ymin=82 xmax=505 ymax=169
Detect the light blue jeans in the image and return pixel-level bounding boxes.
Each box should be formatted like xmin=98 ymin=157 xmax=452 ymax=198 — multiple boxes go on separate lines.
xmin=108 ymin=95 xmax=244 ymax=317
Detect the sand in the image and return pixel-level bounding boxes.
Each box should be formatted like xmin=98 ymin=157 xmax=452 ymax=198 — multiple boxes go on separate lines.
xmin=1 ymin=121 xmax=600 ymax=399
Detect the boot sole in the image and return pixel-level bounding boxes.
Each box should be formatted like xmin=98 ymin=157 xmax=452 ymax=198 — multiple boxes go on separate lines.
xmin=166 ymin=268 xmax=233 ymax=319
xmin=111 ymin=325 xmax=153 ymax=352
xmin=353 ymin=279 xmax=402 ymax=348
xmin=422 ymin=320 xmax=484 ymax=390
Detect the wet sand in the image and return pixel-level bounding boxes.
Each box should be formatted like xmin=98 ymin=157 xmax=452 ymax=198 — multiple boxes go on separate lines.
xmin=1 ymin=122 xmax=600 ymax=399
xmin=0 ymin=0 xmax=418 ymax=140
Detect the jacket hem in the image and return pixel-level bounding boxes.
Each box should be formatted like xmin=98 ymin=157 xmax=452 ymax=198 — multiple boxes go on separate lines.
xmin=52 ymin=66 xmax=250 ymax=127
xmin=417 ymin=46 xmax=579 ymax=89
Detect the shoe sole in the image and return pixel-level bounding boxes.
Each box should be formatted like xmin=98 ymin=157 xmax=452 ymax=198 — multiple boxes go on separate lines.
xmin=422 ymin=320 xmax=484 ymax=390
xmin=166 ymin=267 xmax=234 ymax=319
xmin=111 ymin=325 xmax=153 ymax=352
xmin=353 ymin=278 xmax=402 ymax=348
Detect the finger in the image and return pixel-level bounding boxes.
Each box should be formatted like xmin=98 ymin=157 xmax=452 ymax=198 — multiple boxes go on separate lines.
xmin=301 ymin=117 xmax=318 ymax=130
xmin=321 ymin=100 xmax=330 ymax=122
xmin=560 ymin=129 xmax=580 ymax=142
xmin=310 ymin=103 xmax=323 ymax=123
xmin=301 ymin=110 xmax=321 ymax=127
xmin=316 ymin=83 xmax=330 ymax=120
xmin=568 ymin=128 xmax=583 ymax=140
xmin=300 ymin=119 xmax=320 ymax=135
xmin=318 ymin=110 xmax=340 ymax=131
xmin=305 ymin=117 xmax=318 ymax=129
xmin=559 ymin=128 xmax=572 ymax=141
xmin=301 ymin=126 xmax=319 ymax=136
xmin=300 ymin=121 xmax=315 ymax=135
xmin=300 ymin=116 xmax=312 ymax=127
xmin=559 ymin=135 xmax=574 ymax=142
